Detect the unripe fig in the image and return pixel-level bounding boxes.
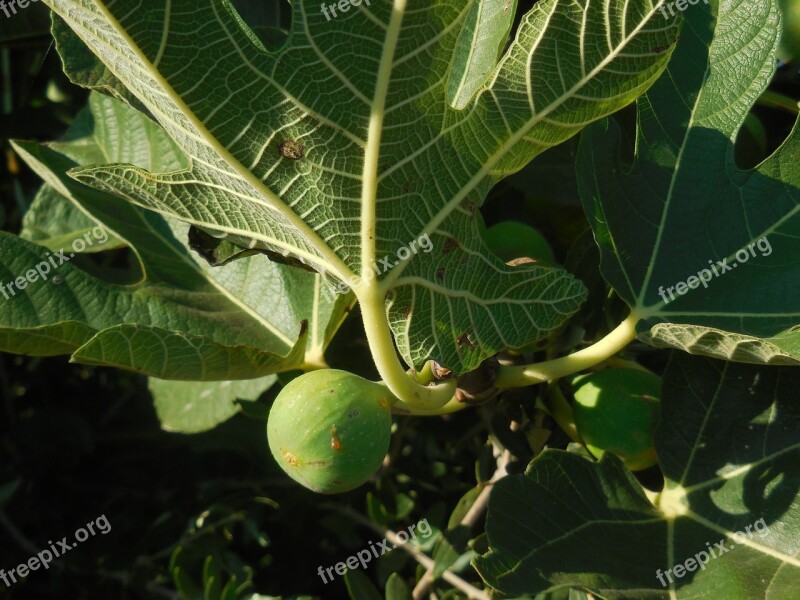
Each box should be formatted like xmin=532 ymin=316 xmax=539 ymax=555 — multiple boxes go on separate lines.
xmin=483 ymin=221 xmax=559 ymax=353
xmin=267 ymin=369 xmax=393 ymax=494
xmin=779 ymin=0 xmax=800 ymax=63
xmin=483 ymin=221 xmax=556 ymax=265
xmin=570 ymin=368 xmax=661 ymax=471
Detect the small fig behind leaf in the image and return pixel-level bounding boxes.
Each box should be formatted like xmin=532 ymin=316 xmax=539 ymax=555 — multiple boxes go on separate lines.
xmin=571 ymin=368 xmax=661 ymax=471
xmin=267 ymin=369 xmax=393 ymax=494
xmin=779 ymin=0 xmax=800 ymax=63
xmin=483 ymin=221 xmax=557 ymax=265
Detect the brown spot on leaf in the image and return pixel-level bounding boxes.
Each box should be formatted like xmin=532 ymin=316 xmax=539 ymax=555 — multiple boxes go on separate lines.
xmin=457 ymin=331 xmax=476 ymax=349
xmin=506 ymin=257 xmax=537 ymax=267
xmin=431 ymin=362 xmax=453 ymax=380
xmin=436 ymin=267 xmax=445 ymax=281
xmin=278 ymin=140 xmax=305 ymax=160
xmin=298 ymin=320 xmax=309 ymax=336
xmin=443 ymin=237 xmax=460 ymax=254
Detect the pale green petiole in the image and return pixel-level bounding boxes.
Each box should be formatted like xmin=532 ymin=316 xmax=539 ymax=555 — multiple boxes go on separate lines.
xmin=358 ymin=288 xmax=457 ymax=411
xmin=494 ymin=313 xmax=641 ymax=388
xmin=369 ymin=313 xmax=642 ymax=416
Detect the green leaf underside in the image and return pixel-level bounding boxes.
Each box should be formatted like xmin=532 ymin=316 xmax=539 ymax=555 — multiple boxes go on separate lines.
xmin=52 ymin=14 xmax=150 ymax=113
xmin=45 ymin=0 xmax=680 ymax=373
xmin=21 ymin=184 xmax=124 ymax=252
xmin=578 ymin=0 xmax=800 ymax=364
xmin=4 ymin=93 xmax=350 ymax=380
xmin=447 ymin=0 xmax=518 ymax=110
xmin=642 ymin=323 xmax=800 ymax=366
xmin=475 ymin=353 xmax=800 ymax=598
xmin=150 ymin=375 xmax=276 ymax=433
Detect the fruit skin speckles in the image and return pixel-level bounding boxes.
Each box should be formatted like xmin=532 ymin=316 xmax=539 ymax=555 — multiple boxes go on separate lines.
xmin=278 ymin=140 xmax=305 ymax=160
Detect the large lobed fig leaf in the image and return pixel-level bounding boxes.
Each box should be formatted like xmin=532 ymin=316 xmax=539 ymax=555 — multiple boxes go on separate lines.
xmin=4 ymin=92 xmax=351 ymax=382
xmin=475 ymin=353 xmax=800 ymax=598
xmin=41 ymin=0 xmax=680 ymax=373
xmin=578 ymin=0 xmax=800 ymax=364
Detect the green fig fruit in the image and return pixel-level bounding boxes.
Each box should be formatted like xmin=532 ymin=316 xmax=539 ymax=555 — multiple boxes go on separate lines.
xmin=571 ymin=368 xmax=661 ymax=471
xmin=779 ymin=0 xmax=800 ymax=63
xmin=483 ymin=221 xmax=557 ymax=265
xmin=267 ymin=369 xmax=393 ymax=494
xmin=482 ymin=221 xmax=559 ymax=353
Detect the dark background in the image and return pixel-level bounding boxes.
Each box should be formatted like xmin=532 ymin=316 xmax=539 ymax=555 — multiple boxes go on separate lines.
xmin=1 ymin=2 xmax=798 ymax=599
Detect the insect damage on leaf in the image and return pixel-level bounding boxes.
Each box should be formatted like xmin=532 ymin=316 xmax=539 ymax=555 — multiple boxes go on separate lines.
xmin=278 ymin=140 xmax=305 ymax=160
xmin=443 ymin=237 xmax=460 ymax=254
xmin=457 ymin=331 xmax=476 ymax=349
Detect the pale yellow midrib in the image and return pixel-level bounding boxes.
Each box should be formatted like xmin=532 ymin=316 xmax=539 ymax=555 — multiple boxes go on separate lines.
xmin=359 ymin=0 xmax=407 ymax=286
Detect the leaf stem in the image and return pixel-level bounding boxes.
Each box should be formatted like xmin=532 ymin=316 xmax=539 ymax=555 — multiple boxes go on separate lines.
xmin=757 ymin=90 xmax=800 ymax=114
xmin=543 ymin=384 xmax=581 ymax=444
xmin=494 ymin=313 xmax=640 ymax=388
xmin=298 ymin=355 xmax=330 ymax=371
xmin=411 ymin=360 xmax=435 ymax=385
xmin=359 ymin=290 xmax=456 ymax=410
xmin=391 ymin=395 xmax=469 ymax=416
xmin=353 ymin=0 xmax=456 ymax=410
